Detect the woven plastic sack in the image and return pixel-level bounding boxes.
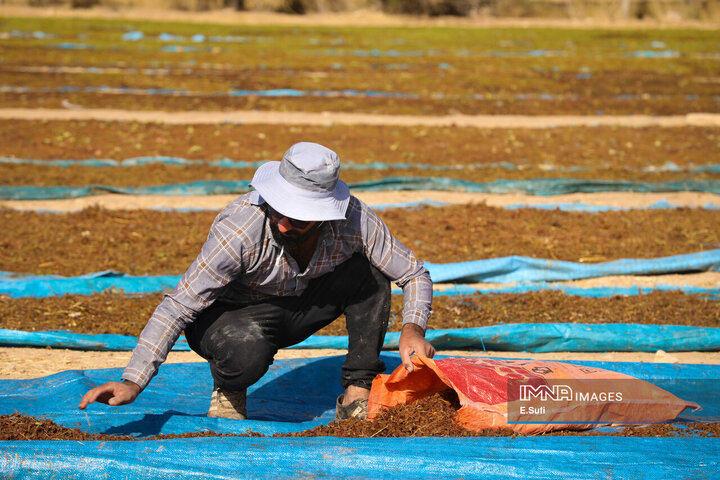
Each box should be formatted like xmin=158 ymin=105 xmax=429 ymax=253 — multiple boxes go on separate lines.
xmin=368 ymin=356 xmax=699 ymax=434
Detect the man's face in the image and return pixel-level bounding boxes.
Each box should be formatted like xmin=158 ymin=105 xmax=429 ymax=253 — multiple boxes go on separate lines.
xmin=265 ymin=204 xmax=321 ymax=249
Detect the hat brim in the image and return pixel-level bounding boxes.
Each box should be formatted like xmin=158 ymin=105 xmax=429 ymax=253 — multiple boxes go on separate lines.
xmin=250 ymin=161 xmax=350 ymax=221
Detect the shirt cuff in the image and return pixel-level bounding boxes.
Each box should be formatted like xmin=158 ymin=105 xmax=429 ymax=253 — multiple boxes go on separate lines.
xmin=121 ymin=367 xmax=151 ymax=391
xmin=401 ymin=312 xmax=428 ymax=332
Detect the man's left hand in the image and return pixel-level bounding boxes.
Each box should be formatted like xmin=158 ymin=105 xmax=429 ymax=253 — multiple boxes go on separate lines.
xmin=398 ymin=323 xmax=435 ymax=372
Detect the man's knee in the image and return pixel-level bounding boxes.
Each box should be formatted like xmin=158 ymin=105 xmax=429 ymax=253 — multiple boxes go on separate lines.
xmin=205 ymin=322 xmax=276 ymax=389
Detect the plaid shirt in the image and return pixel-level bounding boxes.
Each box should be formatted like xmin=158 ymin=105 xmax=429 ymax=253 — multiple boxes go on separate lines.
xmin=123 ymin=192 xmax=433 ymax=389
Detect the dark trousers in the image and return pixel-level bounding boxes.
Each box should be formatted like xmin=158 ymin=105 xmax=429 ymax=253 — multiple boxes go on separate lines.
xmin=184 ymin=254 xmax=391 ymax=392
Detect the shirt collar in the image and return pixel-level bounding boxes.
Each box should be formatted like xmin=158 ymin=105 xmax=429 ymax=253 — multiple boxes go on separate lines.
xmin=249 ymin=191 xmax=263 ymax=205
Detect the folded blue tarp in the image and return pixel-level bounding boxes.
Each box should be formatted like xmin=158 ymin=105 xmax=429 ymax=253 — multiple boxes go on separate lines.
xmin=2 ymin=322 xmax=719 ymax=353
xmin=0 ymin=270 xmax=180 ymax=297
xmin=376 ymin=199 xmax=720 ymax=212
xmin=504 ymin=199 xmax=720 ymax=212
xmin=2 ymin=250 xmax=718 ymax=297
xmin=3 ymin=177 xmax=720 ymax=200
xmin=0 ymin=328 xmax=188 ymax=351
xmin=0 ymin=180 xmax=252 ymax=200
xmin=427 ymin=249 xmax=720 ymax=283
xmin=1 ymin=356 xmax=718 ymax=479
xmin=434 ymin=283 xmax=720 ymax=298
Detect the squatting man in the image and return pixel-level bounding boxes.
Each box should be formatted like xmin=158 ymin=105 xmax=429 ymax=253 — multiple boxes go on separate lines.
xmin=79 ymin=142 xmax=435 ymax=420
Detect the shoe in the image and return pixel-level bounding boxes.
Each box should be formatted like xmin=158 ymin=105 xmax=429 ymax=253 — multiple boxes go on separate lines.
xmin=207 ymin=388 xmax=247 ymax=420
xmin=335 ymin=394 xmax=368 ymax=421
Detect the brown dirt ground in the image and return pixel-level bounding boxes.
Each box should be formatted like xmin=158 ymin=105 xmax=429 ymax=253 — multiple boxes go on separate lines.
xmin=1 ymin=12 xmax=718 ymax=116
xmin=2 ymin=203 xmax=718 ymax=276
xmin=4 ymin=91 xmax=719 ymax=117
xmin=2 ymin=290 xmax=718 ymax=337
xmin=1 ymin=58 xmax=717 ymax=117
xmin=3 ymin=63 xmax=717 ymax=117
xmin=0 ymin=120 xmax=718 ymax=186
xmin=2 ymin=393 xmax=718 ymax=440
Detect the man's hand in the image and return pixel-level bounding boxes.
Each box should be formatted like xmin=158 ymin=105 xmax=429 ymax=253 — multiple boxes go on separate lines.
xmin=398 ymin=323 xmax=435 ymax=372
xmin=78 ymin=381 xmax=141 ymax=410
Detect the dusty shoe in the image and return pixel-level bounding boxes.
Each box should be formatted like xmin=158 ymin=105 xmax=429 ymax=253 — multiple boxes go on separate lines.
xmin=335 ymin=394 xmax=368 ymax=421
xmin=207 ymin=388 xmax=247 ymax=420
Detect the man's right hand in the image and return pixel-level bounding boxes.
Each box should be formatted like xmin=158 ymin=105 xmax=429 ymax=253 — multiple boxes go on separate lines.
xmin=78 ymin=381 xmax=141 ymax=410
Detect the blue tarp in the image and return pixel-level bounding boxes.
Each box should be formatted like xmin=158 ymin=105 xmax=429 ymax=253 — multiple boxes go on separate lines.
xmin=0 ymin=84 xmax=421 ymax=99
xmin=2 ymin=250 xmax=718 ymax=297
xmin=3 ymin=274 xmax=718 ymax=300
xmin=0 ymin=328 xmax=188 ymax=351
xmin=1 ymin=356 xmax=718 ymax=478
xmin=1 ymin=356 xmax=718 ymax=434
xmin=504 ymin=199 xmax=720 ymax=212
xmin=433 ymin=283 xmax=720 ymax=298
xmin=376 ymin=199 xmax=720 ymax=212
xmin=0 ymin=180 xmax=252 ymax=200
xmin=425 ymin=250 xmax=720 ymax=284
xmin=3 ymin=177 xmax=720 ymax=199
xmin=3 ymin=436 xmax=718 ymax=479
xmin=2 ymin=322 xmax=720 ymax=352
xmin=0 ymin=270 xmax=180 ymax=297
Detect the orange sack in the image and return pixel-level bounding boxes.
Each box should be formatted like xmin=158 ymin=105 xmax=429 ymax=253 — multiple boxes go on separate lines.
xmin=368 ymin=356 xmax=699 ymax=434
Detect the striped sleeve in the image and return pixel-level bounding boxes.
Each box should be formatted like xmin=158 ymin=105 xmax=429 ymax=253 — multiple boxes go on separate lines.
xmin=122 ymin=214 xmax=248 ymax=389
xmin=357 ymin=200 xmax=433 ymax=331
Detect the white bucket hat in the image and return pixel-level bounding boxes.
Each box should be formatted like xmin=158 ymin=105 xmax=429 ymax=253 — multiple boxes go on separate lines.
xmin=250 ymin=142 xmax=350 ymax=221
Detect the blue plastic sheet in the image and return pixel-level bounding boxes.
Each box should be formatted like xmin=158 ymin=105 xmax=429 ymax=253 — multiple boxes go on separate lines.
xmin=2 ymin=436 xmax=718 ymax=479
xmin=0 ymin=329 xmax=188 ymax=351
xmin=3 ymin=177 xmax=720 ymax=200
xmin=1 ymin=355 xmax=718 ymax=435
xmin=2 ymin=250 xmax=718 ymax=298
xmin=1 ymin=356 xmax=718 ymax=479
xmin=425 ymin=250 xmax=720 ymax=283
xmin=2 ymin=436 xmax=719 ymax=480
xmin=0 ymin=270 xmax=180 ymax=297
xmin=0 ymin=84 xmax=420 ymax=99
xmin=0 ymin=180 xmax=252 ymax=200
xmin=505 ymin=199 xmax=720 ymax=212
xmin=349 ymin=177 xmax=720 ymax=196
xmin=433 ymin=283 xmax=720 ymax=298
xmin=2 ymin=322 xmax=719 ymax=352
